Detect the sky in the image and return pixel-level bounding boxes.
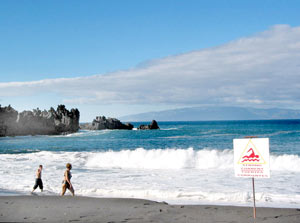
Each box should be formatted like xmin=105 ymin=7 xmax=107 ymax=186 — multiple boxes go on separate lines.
xmin=1 ymin=0 xmax=300 ymax=121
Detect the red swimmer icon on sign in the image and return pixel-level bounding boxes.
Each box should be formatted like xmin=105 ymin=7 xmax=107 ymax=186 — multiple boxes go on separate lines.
xmin=241 ymin=148 xmax=260 ymax=162
xmin=237 ymin=139 xmax=267 ymax=165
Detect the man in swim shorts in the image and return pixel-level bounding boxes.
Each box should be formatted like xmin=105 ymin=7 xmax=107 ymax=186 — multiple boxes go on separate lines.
xmin=32 ymin=165 xmax=43 ymax=193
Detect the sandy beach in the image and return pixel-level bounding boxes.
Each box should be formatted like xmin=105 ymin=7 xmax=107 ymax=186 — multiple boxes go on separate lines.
xmin=0 ymin=196 xmax=299 ymax=223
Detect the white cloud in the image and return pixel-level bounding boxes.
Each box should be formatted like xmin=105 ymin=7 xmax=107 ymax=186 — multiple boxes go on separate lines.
xmin=1 ymin=24 xmax=300 ymax=109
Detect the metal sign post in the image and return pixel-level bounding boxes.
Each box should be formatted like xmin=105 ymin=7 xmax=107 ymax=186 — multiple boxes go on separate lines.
xmin=252 ymin=177 xmax=256 ymax=219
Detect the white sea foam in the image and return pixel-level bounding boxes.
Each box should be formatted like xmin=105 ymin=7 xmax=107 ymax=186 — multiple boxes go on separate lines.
xmin=50 ymin=130 xmax=111 ymax=138
xmin=85 ymin=147 xmax=231 ymax=169
xmin=160 ymin=135 xmax=190 ymax=139
xmin=0 ymin=148 xmax=300 ymax=208
xmin=84 ymin=148 xmax=300 ymax=171
xmin=270 ymin=154 xmax=300 ymax=171
xmin=161 ymin=128 xmax=178 ymax=130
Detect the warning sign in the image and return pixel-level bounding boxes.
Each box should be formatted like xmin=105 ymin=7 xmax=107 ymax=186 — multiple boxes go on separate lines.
xmin=234 ymin=138 xmax=270 ymax=178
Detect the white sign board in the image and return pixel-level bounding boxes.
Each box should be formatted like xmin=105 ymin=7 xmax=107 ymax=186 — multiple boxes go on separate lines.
xmin=234 ymin=138 xmax=270 ymax=178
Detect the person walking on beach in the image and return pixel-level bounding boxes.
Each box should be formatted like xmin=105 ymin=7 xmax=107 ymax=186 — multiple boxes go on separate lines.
xmin=61 ymin=163 xmax=75 ymax=196
xmin=32 ymin=165 xmax=43 ymax=193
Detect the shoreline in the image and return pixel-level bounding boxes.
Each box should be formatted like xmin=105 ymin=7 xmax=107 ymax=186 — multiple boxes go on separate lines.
xmin=1 ymin=196 xmax=300 ymax=223
xmin=1 ymin=190 xmax=300 ymax=209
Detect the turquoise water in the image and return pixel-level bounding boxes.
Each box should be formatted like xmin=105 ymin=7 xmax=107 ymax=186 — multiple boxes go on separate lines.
xmin=1 ymin=120 xmax=300 ymax=155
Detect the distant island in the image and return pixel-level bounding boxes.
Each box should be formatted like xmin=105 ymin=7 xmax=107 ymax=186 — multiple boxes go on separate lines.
xmin=120 ymin=106 xmax=300 ymax=121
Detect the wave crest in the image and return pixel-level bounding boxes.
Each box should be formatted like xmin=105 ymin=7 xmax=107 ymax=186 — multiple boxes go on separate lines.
xmin=85 ymin=148 xmax=233 ymax=169
xmin=84 ymin=148 xmax=300 ymax=171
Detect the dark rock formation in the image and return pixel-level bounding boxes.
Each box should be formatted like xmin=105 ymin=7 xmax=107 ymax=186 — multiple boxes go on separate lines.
xmin=138 ymin=120 xmax=160 ymax=130
xmin=0 ymin=105 xmax=80 ymax=137
xmin=80 ymin=116 xmax=133 ymax=130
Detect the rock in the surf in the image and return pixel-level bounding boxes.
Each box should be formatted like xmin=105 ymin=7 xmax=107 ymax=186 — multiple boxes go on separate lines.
xmin=138 ymin=120 xmax=160 ymax=130
xmin=0 ymin=104 xmax=80 ymax=137
xmin=80 ymin=116 xmax=133 ymax=130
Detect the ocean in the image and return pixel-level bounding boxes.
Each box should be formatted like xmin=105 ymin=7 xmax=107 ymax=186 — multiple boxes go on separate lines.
xmin=0 ymin=120 xmax=299 ymax=208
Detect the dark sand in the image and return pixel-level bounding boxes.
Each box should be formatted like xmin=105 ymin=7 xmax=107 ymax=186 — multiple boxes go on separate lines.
xmin=0 ymin=196 xmax=299 ymax=223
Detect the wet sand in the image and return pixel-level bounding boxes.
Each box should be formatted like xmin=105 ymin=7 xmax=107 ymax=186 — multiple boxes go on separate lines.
xmin=0 ymin=196 xmax=299 ymax=223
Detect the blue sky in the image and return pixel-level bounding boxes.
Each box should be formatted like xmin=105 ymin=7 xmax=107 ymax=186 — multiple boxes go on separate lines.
xmin=1 ymin=1 xmax=300 ymax=121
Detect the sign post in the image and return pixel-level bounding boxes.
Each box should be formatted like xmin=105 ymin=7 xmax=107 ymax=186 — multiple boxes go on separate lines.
xmin=252 ymin=177 xmax=256 ymax=218
xmin=233 ymin=137 xmax=270 ymax=219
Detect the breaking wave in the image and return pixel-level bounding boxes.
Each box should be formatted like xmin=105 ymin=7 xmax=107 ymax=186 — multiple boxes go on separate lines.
xmin=1 ymin=148 xmax=299 ymax=171
xmin=83 ymin=148 xmax=300 ymax=171
xmin=1 ymin=148 xmax=300 ymax=207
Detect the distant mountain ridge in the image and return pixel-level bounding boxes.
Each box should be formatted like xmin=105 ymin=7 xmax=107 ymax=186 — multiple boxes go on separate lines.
xmin=119 ymin=107 xmax=300 ymax=122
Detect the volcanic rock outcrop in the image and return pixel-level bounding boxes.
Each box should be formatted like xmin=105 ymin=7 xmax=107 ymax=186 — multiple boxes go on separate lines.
xmin=138 ymin=120 xmax=160 ymax=130
xmin=80 ymin=116 xmax=133 ymax=130
xmin=0 ymin=105 xmax=80 ymax=137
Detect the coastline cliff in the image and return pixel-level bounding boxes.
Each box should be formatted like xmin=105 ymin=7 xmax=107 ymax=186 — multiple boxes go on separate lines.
xmin=0 ymin=105 xmax=80 ymax=137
